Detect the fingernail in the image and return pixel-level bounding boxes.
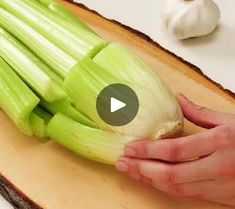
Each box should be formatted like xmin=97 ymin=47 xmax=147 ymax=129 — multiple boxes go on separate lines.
xmin=116 ymin=161 xmax=128 ymax=172
xmin=124 ymin=147 xmax=136 ymax=157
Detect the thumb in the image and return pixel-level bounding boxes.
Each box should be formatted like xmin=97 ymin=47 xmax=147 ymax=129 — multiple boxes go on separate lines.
xmin=176 ymin=93 xmax=235 ymax=129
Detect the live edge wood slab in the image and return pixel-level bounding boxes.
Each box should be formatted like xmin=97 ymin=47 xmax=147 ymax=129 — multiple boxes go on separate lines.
xmin=0 ymin=1 xmax=234 ymax=209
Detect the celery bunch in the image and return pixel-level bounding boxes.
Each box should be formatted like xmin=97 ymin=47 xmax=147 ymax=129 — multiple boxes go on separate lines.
xmin=0 ymin=0 xmax=183 ymax=165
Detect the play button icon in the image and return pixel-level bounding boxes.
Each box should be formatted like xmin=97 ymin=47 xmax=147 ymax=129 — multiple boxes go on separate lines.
xmin=96 ymin=84 xmax=139 ymax=126
xmin=111 ymin=97 xmax=126 ymax=113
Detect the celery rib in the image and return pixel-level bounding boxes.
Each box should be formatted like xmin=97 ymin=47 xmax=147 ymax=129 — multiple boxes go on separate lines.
xmin=37 ymin=0 xmax=51 ymax=6
xmin=0 ymin=57 xmax=39 ymax=135
xmin=47 ymin=113 xmax=133 ymax=165
xmin=0 ymin=8 xmax=77 ymax=78
xmin=64 ymin=57 xmax=118 ymax=131
xmin=38 ymin=0 xmax=95 ymax=33
xmin=40 ymin=98 xmax=96 ymax=128
xmin=30 ymin=106 xmax=52 ymax=138
xmin=0 ymin=27 xmax=67 ymax=102
xmin=0 ymin=0 xmax=107 ymax=61
xmin=33 ymin=106 xmax=52 ymax=125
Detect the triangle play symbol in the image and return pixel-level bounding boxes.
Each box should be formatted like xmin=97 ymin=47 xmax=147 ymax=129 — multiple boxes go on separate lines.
xmin=111 ymin=97 xmax=126 ymax=113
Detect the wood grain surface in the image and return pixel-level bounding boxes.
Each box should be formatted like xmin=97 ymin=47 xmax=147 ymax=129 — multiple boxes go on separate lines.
xmin=0 ymin=1 xmax=234 ymax=209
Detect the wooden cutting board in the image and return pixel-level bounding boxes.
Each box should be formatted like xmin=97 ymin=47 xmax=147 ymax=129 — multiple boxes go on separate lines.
xmin=0 ymin=1 xmax=235 ymax=208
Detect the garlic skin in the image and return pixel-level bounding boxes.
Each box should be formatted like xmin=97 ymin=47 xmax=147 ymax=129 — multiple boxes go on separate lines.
xmin=162 ymin=0 xmax=221 ymax=40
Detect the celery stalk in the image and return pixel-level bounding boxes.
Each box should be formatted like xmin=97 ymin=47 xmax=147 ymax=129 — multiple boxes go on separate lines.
xmin=33 ymin=106 xmax=52 ymax=125
xmin=30 ymin=106 xmax=52 ymax=138
xmin=0 ymin=57 xmax=39 ymax=135
xmin=0 ymin=8 xmax=77 ymax=78
xmin=37 ymin=0 xmax=51 ymax=6
xmin=64 ymin=57 xmax=118 ymax=131
xmin=0 ymin=0 xmax=107 ymax=60
xmin=0 ymin=27 xmax=67 ymax=102
xmin=0 ymin=1 xmax=183 ymax=164
xmin=65 ymin=44 xmax=183 ymax=139
xmin=40 ymin=99 xmax=96 ymax=128
xmin=47 ymin=113 xmax=134 ymax=165
xmin=38 ymin=0 xmax=95 ymax=33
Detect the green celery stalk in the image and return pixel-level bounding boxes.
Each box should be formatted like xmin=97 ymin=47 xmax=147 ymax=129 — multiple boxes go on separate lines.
xmin=37 ymin=0 xmax=51 ymax=6
xmin=0 ymin=8 xmax=77 ymax=78
xmin=33 ymin=106 xmax=52 ymax=125
xmin=30 ymin=106 xmax=52 ymax=138
xmin=38 ymin=0 xmax=95 ymax=33
xmin=0 ymin=57 xmax=39 ymax=135
xmin=64 ymin=57 xmax=118 ymax=132
xmin=0 ymin=0 xmax=183 ymax=164
xmin=0 ymin=27 xmax=67 ymax=102
xmin=0 ymin=0 xmax=107 ymax=61
xmin=65 ymin=44 xmax=183 ymax=139
xmin=40 ymin=99 xmax=96 ymax=128
xmin=47 ymin=113 xmax=134 ymax=165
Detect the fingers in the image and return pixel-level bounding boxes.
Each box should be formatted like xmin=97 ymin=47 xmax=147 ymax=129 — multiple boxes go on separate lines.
xmin=152 ymin=179 xmax=215 ymax=199
xmin=116 ymin=156 xmax=214 ymax=184
xmin=129 ymin=173 xmax=152 ymax=186
xmin=176 ymin=93 xmax=235 ymax=128
xmin=124 ymin=126 xmax=230 ymax=162
xmin=154 ymin=179 xmax=235 ymax=205
xmin=140 ymin=159 xmax=215 ymax=184
xmin=116 ymin=158 xmax=152 ymax=186
xmin=117 ymin=157 xmax=235 ymax=204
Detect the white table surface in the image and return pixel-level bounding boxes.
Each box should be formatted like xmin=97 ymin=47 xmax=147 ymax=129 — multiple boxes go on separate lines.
xmin=0 ymin=1 xmax=234 ymax=208
xmin=0 ymin=195 xmax=13 ymax=209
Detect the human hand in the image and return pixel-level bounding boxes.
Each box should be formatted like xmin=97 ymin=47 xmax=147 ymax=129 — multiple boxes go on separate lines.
xmin=116 ymin=93 xmax=235 ymax=206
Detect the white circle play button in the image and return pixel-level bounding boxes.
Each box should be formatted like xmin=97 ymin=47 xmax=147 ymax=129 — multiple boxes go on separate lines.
xmin=96 ymin=84 xmax=139 ymax=126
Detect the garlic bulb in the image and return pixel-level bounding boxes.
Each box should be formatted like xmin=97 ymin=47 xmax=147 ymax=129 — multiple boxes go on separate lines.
xmin=162 ymin=0 xmax=221 ymax=40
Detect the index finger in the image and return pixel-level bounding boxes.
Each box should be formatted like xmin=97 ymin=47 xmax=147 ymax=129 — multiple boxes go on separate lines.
xmin=124 ymin=126 xmax=230 ymax=162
